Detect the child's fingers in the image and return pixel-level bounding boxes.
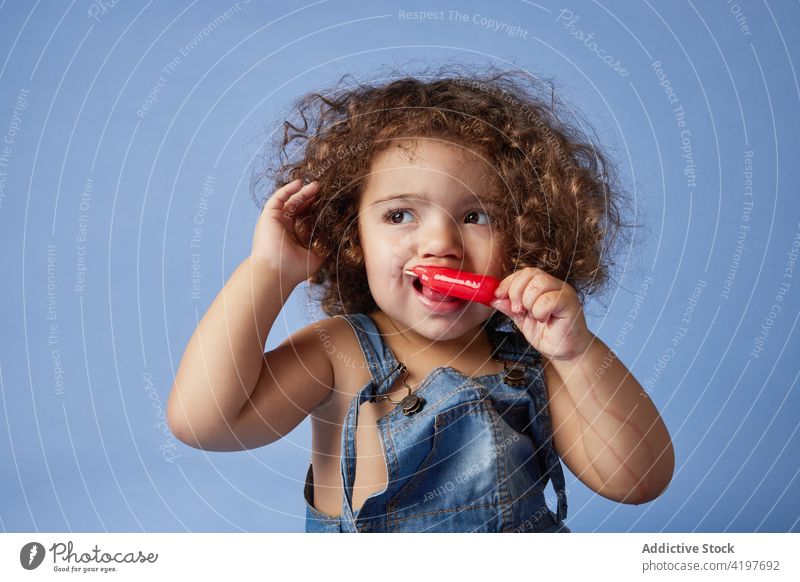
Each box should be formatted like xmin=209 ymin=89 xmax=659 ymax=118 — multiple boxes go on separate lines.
xmin=507 ymin=271 xmax=536 ymax=312
xmin=264 ymin=181 xmax=319 ymax=218
xmin=489 ymin=297 xmax=514 ymax=319
xmin=495 ymin=267 xmax=539 ymax=299
xmin=267 ymin=179 xmax=304 ymax=206
xmin=281 ymin=182 xmax=319 ymax=217
xmin=529 ymin=290 xmax=557 ymax=325
xmin=494 ymin=271 xmax=517 ymax=299
xmin=522 ymin=277 xmax=563 ymax=313
xmin=267 ymin=180 xmax=316 ymax=208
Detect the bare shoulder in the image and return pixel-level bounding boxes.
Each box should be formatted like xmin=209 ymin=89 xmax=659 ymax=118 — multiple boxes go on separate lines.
xmin=307 ymin=315 xmax=372 ymax=407
xmin=223 ymin=316 xmax=348 ymax=449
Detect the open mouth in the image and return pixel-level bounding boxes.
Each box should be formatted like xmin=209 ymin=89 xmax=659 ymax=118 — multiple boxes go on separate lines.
xmin=406 ymin=270 xmax=465 ymax=306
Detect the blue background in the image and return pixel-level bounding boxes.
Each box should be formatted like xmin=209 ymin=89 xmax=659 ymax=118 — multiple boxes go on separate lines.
xmin=1 ymin=0 xmax=798 ymax=533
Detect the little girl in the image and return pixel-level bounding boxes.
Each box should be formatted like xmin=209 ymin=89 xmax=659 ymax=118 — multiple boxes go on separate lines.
xmin=167 ymin=66 xmax=674 ymax=533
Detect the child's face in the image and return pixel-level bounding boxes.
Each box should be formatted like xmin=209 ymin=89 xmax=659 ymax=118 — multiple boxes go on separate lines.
xmin=357 ymin=138 xmax=507 ymax=342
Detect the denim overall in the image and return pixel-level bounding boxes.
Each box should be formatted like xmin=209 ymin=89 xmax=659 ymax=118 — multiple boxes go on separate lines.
xmin=303 ymin=312 xmax=570 ymax=533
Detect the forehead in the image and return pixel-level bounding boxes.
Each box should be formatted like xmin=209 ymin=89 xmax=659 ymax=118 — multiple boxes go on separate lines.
xmin=359 ymin=138 xmax=497 ymax=202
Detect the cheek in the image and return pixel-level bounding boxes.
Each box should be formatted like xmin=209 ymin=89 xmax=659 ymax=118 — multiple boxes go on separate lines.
xmin=361 ymin=246 xmax=397 ymax=283
xmin=491 ymin=243 xmax=509 ymax=270
xmin=365 ymin=230 xmax=413 ymax=266
xmin=362 ymin=237 xmax=413 ymax=297
xmin=467 ymin=233 xmax=506 ymax=271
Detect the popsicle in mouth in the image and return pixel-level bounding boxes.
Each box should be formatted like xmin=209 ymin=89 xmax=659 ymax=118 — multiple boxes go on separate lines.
xmin=404 ymin=265 xmax=501 ymax=306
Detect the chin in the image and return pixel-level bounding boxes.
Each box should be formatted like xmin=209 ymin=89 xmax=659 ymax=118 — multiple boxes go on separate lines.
xmin=399 ymin=307 xmax=489 ymax=342
xmin=415 ymin=323 xmax=475 ymax=342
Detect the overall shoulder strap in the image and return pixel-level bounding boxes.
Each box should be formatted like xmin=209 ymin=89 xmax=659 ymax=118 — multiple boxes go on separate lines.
xmin=333 ymin=313 xmax=407 ymax=532
xmin=333 ymin=313 xmax=403 ymax=390
xmin=489 ymin=313 xmax=567 ymax=520
xmin=486 ymin=312 xmax=542 ymax=367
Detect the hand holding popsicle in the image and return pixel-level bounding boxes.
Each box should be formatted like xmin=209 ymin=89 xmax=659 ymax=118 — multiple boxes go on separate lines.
xmin=406 ymin=265 xmax=593 ymax=361
xmin=489 ymin=266 xmax=594 ymax=361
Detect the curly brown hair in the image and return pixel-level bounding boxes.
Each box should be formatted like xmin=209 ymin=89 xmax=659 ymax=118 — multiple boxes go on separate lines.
xmin=251 ymin=64 xmax=635 ymax=318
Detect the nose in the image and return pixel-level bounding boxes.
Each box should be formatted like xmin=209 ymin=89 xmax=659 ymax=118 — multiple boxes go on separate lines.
xmin=417 ymin=212 xmax=463 ymax=260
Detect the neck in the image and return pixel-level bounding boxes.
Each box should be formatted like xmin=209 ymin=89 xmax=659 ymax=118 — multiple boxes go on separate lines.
xmin=369 ymin=311 xmax=494 ymax=363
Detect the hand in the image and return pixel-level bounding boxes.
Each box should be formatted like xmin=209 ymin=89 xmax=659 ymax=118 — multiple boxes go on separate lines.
xmin=489 ymin=267 xmax=594 ymax=361
xmin=251 ymin=179 xmax=324 ymax=285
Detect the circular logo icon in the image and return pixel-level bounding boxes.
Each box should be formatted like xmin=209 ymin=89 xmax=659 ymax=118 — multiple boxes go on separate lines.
xmin=20 ymin=542 xmax=46 ymax=570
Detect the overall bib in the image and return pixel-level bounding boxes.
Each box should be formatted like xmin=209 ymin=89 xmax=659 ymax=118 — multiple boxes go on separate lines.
xmin=304 ymin=312 xmax=570 ymax=533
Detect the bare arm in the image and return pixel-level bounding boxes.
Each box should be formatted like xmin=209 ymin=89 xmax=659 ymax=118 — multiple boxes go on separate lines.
xmin=489 ymin=267 xmax=674 ymax=505
xmin=167 ymin=179 xmax=330 ymax=451
xmin=543 ymin=340 xmax=675 ymax=505
xmin=167 ymin=257 xmax=332 ymax=450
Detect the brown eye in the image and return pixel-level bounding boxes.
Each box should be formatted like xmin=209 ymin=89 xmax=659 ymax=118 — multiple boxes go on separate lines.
xmin=465 ymin=210 xmax=490 ymax=225
xmin=384 ymin=209 xmax=413 ymax=224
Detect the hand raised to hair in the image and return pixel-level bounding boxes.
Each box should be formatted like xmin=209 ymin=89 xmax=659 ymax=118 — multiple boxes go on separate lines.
xmin=251 ymin=179 xmax=324 ymax=286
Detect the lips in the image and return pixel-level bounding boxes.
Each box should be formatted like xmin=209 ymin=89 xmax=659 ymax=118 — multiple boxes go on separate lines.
xmin=413 ymin=276 xmax=458 ymax=302
xmin=407 ymin=269 xmax=468 ymax=313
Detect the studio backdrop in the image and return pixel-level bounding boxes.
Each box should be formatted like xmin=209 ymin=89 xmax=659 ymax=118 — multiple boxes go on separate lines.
xmin=0 ymin=0 xmax=798 ymax=532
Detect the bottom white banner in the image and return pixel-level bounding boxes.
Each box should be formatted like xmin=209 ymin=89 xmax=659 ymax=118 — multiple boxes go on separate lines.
xmin=1 ymin=533 xmax=797 ymax=581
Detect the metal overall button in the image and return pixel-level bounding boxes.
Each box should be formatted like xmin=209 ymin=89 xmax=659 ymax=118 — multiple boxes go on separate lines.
xmin=372 ymin=362 xmax=425 ymax=416
xmin=399 ymin=393 xmax=424 ymax=416
xmin=501 ymin=360 xmax=529 ymax=388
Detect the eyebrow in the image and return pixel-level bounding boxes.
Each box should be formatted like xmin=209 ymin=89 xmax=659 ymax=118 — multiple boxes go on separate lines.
xmin=369 ymin=192 xmax=499 ymax=210
xmin=369 ymin=193 xmax=430 ymax=207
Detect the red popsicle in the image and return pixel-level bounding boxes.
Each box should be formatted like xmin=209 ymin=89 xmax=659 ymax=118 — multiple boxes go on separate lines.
xmin=405 ymin=265 xmax=501 ymax=305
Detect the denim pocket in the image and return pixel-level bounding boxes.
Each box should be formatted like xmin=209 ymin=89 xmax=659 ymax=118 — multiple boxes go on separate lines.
xmin=386 ymin=399 xmax=503 ymax=530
